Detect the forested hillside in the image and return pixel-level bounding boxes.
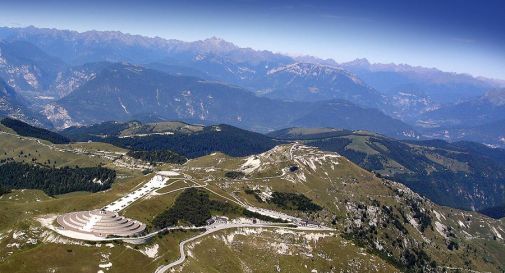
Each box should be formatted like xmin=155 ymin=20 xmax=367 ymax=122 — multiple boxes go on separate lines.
xmin=126 ymin=150 xmax=187 ymax=164
xmin=1 ymin=118 xmax=70 ymax=144
xmin=0 ymin=161 xmax=116 ymax=195
xmin=63 ymin=122 xmax=281 ymax=158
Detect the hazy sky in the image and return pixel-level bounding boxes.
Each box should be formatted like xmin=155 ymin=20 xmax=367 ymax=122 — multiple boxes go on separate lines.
xmin=0 ymin=0 xmax=504 ymax=79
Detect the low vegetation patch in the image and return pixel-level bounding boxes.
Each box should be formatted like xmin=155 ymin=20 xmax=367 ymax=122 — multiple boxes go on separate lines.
xmin=224 ymin=171 xmax=245 ymax=179
xmin=0 ymin=161 xmax=116 ymax=195
xmin=270 ymin=191 xmax=322 ymax=212
xmin=126 ymin=149 xmax=187 ymax=164
xmin=244 ymin=188 xmax=264 ymax=203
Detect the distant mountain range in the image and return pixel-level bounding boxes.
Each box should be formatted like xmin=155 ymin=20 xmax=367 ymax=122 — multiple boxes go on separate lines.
xmin=48 ymin=63 xmax=416 ymax=138
xmin=300 ymin=56 xmax=503 ymax=122
xmin=258 ymin=62 xmax=385 ymax=108
xmin=339 ymin=58 xmax=499 ymax=105
xmin=420 ymin=88 xmax=505 ymax=127
xmin=0 ymin=25 xmax=504 ymax=146
xmin=416 ymin=89 xmax=505 ymax=147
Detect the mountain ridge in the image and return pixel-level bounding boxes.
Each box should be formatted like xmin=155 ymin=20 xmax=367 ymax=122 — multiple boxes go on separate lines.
xmin=268 ymin=126 xmax=505 ymax=213
xmin=49 ymin=62 xmax=417 ymax=139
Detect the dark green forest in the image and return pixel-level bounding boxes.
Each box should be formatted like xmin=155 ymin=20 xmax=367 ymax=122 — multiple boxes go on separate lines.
xmin=127 ymin=150 xmax=187 ymax=164
xmin=270 ymin=192 xmax=322 ymax=212
xmin=1 ymin=118 xmax=70 ymax=144
xmin=62 ymin=123 xmax=280 ymax=158
xmin=0 ymin=161 xmax=116 ymax=195
xmin=153 ymin=188 xmax=240 ymax=228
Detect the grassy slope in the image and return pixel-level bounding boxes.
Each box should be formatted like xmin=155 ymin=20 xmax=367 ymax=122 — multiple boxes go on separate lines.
xmin=0 ymin=125 xmax=108 ymax=168
xmin=0 ymin=131 xmax=400 ymax=273
xmin=0 ymin=130 xmax=195 ymax=273
xmin=283 ymin=129 xmax=505 ymax=212
xmin=181 ymin=144 xmax=505 ymax=272
xmin=181 ymin=228 xmax=400 ymax=273
xmin=1 ymin=127 xmax=504 ymax=273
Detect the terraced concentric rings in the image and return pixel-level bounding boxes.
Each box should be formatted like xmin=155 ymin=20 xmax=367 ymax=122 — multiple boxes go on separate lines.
xmin=56 ymin=209 xmax=146 ymax=238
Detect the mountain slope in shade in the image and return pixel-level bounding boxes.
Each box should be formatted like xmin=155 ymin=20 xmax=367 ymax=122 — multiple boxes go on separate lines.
xmin=0 ymin=117 xmax=69 ymax=144
xmin=0 ymin=78 xmax=50 ymax=127
xmin=53 ymin=63 xmax=298 ymax=131
xmin=422 ymin=119 xmax=505 ymax=148
xmin=49 ymin=63 xmax=417 ymax=139
xmin=290 ymin=100 xmax=418 ymax=139
xmin=419 ymin=88 xmax=505 ymax=128
xmin=268 ymin=127 xmax=505 ymax=213
xmin=0 ymin=40 xmax=67 ymax=100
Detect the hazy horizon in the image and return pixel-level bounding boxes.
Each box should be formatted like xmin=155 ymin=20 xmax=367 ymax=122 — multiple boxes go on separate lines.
xmin=0 ymin=0 xmax=503 ymax=79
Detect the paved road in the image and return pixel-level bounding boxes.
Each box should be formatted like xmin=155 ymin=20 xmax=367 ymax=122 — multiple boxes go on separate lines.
xmin=154 ymin=223 xmax=334 ymax=273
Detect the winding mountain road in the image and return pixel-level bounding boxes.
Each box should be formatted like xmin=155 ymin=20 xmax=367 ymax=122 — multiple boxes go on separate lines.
xmin=154 ymin=223 xmax=334 ymax=273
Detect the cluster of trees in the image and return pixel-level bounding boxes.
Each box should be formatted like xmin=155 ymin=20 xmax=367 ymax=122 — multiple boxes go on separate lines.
xmin=244 ymin=188 xmax=264 ymax=203
xmin=1 ymin=118 xmax=70 ymax=144
xmin=153 ymin=188 xmax=287 ymax=229
xmin=0 ymin=162 xmax=116 ymax=195
xmin=126 ymin=150 xmax=187 ymax=164
xmin=270 ymin=192 xmax=322 ymax=212
xmin=61 ymin=121 xmax=133 ymax=140
xmin=402 ymin=248 xmax=436 ymax=271
xmin=153 ymin=188 xmax=240 ymax=228
xmin=224 ymin=171 xmax=245 ymax=179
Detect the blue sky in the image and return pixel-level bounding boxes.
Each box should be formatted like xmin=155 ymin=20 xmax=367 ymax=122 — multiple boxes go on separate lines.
xmin=0 ymin=0 xmax=504 ymax=79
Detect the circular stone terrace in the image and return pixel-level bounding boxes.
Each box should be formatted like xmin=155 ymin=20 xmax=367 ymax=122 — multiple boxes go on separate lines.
xmin=57 ymin=209 xmax=146 ymax=238
xmin=54 ymin=172 xmax=181 ymax=241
